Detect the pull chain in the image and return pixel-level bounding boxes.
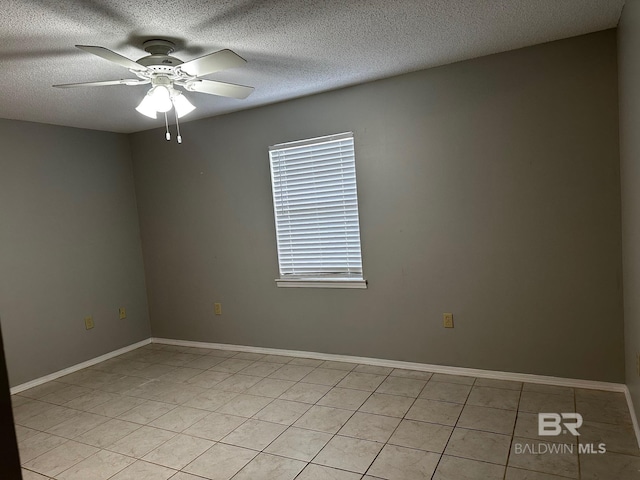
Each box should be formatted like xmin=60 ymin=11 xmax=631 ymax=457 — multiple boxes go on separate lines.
xmin=174 ymin=108 xmax=182 ymax=144
xmin=164 ymin=112 xmax=170 ymax=141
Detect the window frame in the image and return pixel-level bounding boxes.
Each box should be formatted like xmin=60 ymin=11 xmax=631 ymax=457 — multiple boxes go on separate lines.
xmin=268 ymin=132 xmax=367 ymax=289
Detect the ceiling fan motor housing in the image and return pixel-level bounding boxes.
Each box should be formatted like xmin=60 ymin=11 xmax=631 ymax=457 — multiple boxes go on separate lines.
xmin=142 ymin=39 xmax=176 ymax=55
xmin=137 ymin=39 xmax=184 ymax=71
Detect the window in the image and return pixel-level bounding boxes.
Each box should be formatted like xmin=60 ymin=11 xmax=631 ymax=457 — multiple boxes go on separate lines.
xmin=269 ymin=132 xmax=366 ymax=288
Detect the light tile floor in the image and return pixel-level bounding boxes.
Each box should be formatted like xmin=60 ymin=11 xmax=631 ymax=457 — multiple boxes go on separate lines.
xmin=13 ymin=344 xmax=640 ymax=479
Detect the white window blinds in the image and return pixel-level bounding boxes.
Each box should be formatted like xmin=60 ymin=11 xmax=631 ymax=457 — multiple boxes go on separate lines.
xmin=269 ymin=132 xmax=365 ymax=286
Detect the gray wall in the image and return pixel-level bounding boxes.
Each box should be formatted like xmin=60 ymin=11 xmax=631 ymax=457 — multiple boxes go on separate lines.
xmin=619 ymin=0 xmax=640 ymax=418
xmin=0 ymin=119 xmax=150 ymax=386
xmin=131 ymin=30 xmax=622 ymax=382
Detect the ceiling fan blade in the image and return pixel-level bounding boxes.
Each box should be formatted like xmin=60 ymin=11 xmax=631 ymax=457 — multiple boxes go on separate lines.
xmin=179 ymin=49 xmax=246 ymax=77
xmin=187 ymin=79 xmax=254 ymax=99
xmin=53 ymin=79 xmax=150 ymax=88
xmin=76 ymin=45 xmax=147 ymax=71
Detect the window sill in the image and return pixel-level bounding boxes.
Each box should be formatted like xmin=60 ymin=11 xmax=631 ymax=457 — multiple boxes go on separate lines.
xmin=275 ymin=278 xmax=368 ymax=289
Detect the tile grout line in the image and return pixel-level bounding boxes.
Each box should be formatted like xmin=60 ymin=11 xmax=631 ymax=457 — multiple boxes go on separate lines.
xmin=359 ymin=372 xmax=464 ymax=478
xmin=22 ymin=363 xmax=482 ymax=478
xmin=501 ymin=382 xmax=523 ymax=480
xmin=427 ymin=376 xmax=476 ymax=479
xmin=176 ymin=359 xmax=354 ymax=479
xmin=13 ymin=336 xmax=627 ymax=394
xmin=151 ymin=338 xmax=627 ymax=392
xmin=364 ymin=373 xmax=434 ymax=478
xmin=187 ymin=362 xmax=380 ymax=479
xmin=15 ymin=345 xmax=636 ymax=480
xmin=19 ymin=351 xmax=320 ymax=479
xmin=302 ymin=367 xmax=390 ymax=476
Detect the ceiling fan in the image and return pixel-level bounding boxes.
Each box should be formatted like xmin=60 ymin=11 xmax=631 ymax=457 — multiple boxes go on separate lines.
xmin=53 ymin=39 xmax=254 ymax=143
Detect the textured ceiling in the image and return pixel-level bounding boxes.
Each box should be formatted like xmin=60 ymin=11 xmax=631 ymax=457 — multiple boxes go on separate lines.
xmin=0 ymin=0 xmax=625 ymax=133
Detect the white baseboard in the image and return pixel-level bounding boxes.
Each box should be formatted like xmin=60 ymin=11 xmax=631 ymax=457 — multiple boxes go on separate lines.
xmin=151 ymin=337 xmax=626 ymax=393
xmin=157 ymin=337 xmax=640 ymax=448
xmin=10 ymin=338 xmax=151 ymax=395
xmin=12 ymin=335 xmax=638 ymax=448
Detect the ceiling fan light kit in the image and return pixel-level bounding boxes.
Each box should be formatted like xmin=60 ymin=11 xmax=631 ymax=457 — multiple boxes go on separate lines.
xmin=172 ymin=93 xmax=196 ymax=118
xmin=140 ymin=85 xmax=172 ymax=116
xmin=135 ymin=91 xmax=160 ymax=118
xmin=53 ymin=39 xmax=254 ymax=143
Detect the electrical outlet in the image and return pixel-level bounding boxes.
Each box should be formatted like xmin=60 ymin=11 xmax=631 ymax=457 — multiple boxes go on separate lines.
xmin=118 ymin=307 xmax=126 ymax=320
xmin=443 ymin=313 xmax=454 ymax=328
xmin=84 ymin=315 xmax=94 ymax=330
xmin=214 ymin=303 xmax=222 ymax=315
